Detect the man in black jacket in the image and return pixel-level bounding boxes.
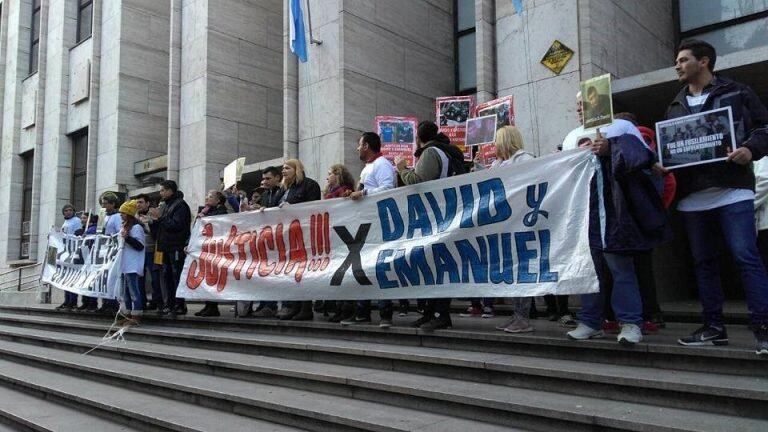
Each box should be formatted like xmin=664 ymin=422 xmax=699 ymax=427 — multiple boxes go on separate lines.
xmin=250 ymin=166 xmax=283 ymax=318
xmin=663 ymin=39 xmax=768 ymax=355
xmin=149 ymin=180 xmax=192 ymax=315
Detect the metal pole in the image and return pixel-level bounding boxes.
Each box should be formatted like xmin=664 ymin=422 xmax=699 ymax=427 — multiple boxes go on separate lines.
xmin=305 ymin=0 xmax=323 ymax=45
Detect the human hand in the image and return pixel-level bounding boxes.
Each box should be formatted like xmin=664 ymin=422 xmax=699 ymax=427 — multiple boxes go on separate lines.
xmin=727 ymin=146 xmax=752 ymax=165
xmin=348 ymin=190 xmax=364 ymax=200
xmin=149 ymin=207 xmax=160 ymax=219
xmin=394 ymin=156 xmax=408 ymax=171
xmin=651 ymin=162 xmax=670 ymax=177
xmin=591 ymin=129 xmax=610 ymax=156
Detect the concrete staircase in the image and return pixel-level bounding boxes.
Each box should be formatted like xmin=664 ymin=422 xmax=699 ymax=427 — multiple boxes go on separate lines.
xmin=0 ymin=305 xmax=766 ymax=431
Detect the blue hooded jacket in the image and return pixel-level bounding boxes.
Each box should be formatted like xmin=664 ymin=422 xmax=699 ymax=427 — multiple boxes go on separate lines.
xmin=589 ymin=134 xmax=671 ymax=253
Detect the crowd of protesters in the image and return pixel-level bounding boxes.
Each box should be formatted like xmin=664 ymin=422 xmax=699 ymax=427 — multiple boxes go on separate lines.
xmin=54 ymin=40 xmax=768 ymax=355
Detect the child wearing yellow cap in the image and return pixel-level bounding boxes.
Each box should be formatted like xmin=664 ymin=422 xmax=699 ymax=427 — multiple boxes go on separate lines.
xmin=118 ymin=200 xmax=145 ymax=326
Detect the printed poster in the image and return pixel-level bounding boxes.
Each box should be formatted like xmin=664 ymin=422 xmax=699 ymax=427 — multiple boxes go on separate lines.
xmin=475 ymin=96 xmax=515 ymax=167
xmin=655 ymin=107 xmax=735 ymax=169
xmin=436 ymin=96 xmax=474 ymax=160
xmin=375 ymin=116 xmax=417 ymax=167
xmin=580 ymin=74 xmax=613 ymax=130
xmin=466 ymin=115 xmax=498 ymax=147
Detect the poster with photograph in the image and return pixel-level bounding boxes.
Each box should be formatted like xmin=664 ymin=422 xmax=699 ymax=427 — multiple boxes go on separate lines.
xmin=655 ymin=107 xmax=735 ymax=170
xmin=375 ymin=116 xmax=417 ymax=167
xmin=436 ymin=96 xmax=474 ymax=160
xmin=466 ymin=115 xmax=498 ymax=147
xmin=580 ymin=74 xmax=613 ymax=130
xmin=474 ymin=96 xmax=515 ymax=166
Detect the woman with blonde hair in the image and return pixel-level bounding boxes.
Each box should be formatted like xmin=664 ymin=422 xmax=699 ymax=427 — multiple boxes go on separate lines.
xmin=492 ymin=125 xmax=534 ymax=167
xmin=277 ymin=159 xmax=322 ymax=321
xmin=323 ymin=164 xmax=355 ymax=199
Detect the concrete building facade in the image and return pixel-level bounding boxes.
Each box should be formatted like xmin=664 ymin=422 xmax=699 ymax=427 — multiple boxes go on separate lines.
xmin=0 ymin=0 xmax=766 ymax=302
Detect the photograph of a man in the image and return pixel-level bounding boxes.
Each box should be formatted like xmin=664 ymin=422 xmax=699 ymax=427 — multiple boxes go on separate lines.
xmin=581 ymin=74 xmax=613 ymax=129
xmin=466 ymin=115 xmax=497 ymax=147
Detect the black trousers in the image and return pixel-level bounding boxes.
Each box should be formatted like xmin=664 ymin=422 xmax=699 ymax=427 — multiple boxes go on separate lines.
xmin=163 ymin=248 xmax=186 ymax=309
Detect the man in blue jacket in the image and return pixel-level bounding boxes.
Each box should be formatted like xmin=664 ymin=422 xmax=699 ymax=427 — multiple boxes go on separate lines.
xmin=567 ymin=129 xmax=669 ymax=345
xmin=663 ymin=40 xmax=768 ymax=355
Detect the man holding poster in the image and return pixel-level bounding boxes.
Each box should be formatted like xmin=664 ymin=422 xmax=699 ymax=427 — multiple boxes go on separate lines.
xmin=663 ymin=39 xmax=768 ymax=355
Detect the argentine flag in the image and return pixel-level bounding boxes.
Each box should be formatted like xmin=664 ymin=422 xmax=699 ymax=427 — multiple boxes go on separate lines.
xmin=290 ymin=0 xmax=308 ymax=62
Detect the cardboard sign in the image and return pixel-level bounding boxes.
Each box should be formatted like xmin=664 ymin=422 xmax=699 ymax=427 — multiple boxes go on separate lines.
xmin=475 ymin=96 xmax=515 ymax=167
xmin=656 ymin=107 xmax=736 ymax=169
xmin=223 ymin=157 xmax=246 ymax=189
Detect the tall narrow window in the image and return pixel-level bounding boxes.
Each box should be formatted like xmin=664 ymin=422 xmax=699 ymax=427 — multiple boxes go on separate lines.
xmin=455 ymin=0 xmax=477 ymax=95
xmin=20 ymin=152 xmax=34 ymax=259
xmin=71 ymin=129 xmax=88 ymax=213
xmin=76 ymin=0 xmax=93 ymax=43
xmin=29 ymin=0 xmax=41 ymax=74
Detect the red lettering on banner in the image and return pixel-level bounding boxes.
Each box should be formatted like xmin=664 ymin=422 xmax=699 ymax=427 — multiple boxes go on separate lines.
xmin=285 ymin=220 xmax=308 ymax=282
xmin=258 ymin=226 xmax=276 ymax=277
xmin=233 ymin=232 xmax=253 ymax=280
xmin=184 ymin=214 xmax=334 ymax=291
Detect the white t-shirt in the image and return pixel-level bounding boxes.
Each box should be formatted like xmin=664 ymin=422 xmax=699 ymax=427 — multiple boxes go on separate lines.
xmin=61 ymin=217 xmax=82 ymax=235
xmin=121 ymin=224 xmax=145 ymax=275
xmin=561 ymin=119 xmax=647 ymax=151
xmin=104 ymin=211 xmax=122 ymax=235
xmin=360 ymin=156 xmax=397 ymax=195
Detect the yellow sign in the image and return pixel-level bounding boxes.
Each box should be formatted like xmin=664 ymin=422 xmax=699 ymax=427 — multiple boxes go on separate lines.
xmin=540 ymin=40 xmax=574 ymax=75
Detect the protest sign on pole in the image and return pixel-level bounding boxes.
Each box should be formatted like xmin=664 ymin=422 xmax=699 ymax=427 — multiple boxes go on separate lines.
xmin=375 ymin=116 xmax=418 ymax=167
xmin=436 ymin=96 xmax=474 ymax=160
xmin=177 ymin=150 xmax=598 ymax=302
xmin=580 ymin=74 xmax=613 ymax=130
xmin=41 ymin=232 xmax=123 ymax=299
xmin=474 ymin=96 xmax=515 ymax=166
xmin=655 ymin=107 xmax=735 ymax=169
xmin=223 ymin=157 xmax=246 ymax=189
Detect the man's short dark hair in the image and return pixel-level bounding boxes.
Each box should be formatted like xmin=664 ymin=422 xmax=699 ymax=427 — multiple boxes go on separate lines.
xmin=262 ymin=166 xmax=282 ymax=179
xmin=360 ymin=132 xmax=381 ymax=153
xmin=678 ymin=39 xmax=716 ymax=72
xmin=417 ymin=120 xmax=439 ymax=144
xmin=587 ymin=86 xmax=598 ymax=96
xmin=135 ymin=193 xmax=150 ymax=202
xmin=160 ymin=180 xmax=178 ymax=192
xmin=100 ymin=192 xmax=118 ymax=205
xmin=614 ymin=112 xmax=638 ymax=126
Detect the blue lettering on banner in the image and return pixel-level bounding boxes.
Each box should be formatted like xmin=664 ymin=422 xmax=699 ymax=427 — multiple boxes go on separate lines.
xmin=424 ymin=189 xmax=457 ymax=233
xmin=487 ymin=233 xmax=514 ymax=284
xmin=477 ymin=178 xmax=512 ymax=226
xmin=515 ymin=232 xmax=538 ymax=283
xmin=538 ymin=229 xmax=558 ymax=282
xmin=524 ymin=182 xmax=549 ymax=227
xmin=375 ymin=249 xmax=398 ymax=289
xmin=459 ymin=184 xmax=475 ymax=228
xmin=406 ymin=195 xmax=433 ymax=239
xmin=393 ymin=246 xmax=435 ymax=286
xmin=432 ymin=243 xmax=460 ymax=284
xmin=455 ymin=237 xmax=489 ymax=283
xmin=378 ymin=198 xmax=404 ymax=241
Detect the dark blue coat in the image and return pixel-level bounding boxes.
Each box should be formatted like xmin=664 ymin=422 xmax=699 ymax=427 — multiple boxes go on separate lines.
xmin=589 ymin=134 xmax=671 ymax=253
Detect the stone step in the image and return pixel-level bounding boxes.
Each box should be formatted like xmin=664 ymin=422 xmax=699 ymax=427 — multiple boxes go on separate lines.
xmin=0 ymin=322 xmax=766 ymax=421
xmin=2 ymin=340 xmax=765 ymax=432
xmin=0 ymin=309 xmax=765 ymax=378
xmin=0 ymin=359 xmax=308 ymax=432
xmin=0 ymin=385 xmax=141 ymax=432
xmin=0 ymin=348 xmax=522 ymax=432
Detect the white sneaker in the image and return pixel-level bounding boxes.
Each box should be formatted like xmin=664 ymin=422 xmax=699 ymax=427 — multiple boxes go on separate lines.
xmin=567 ymin=323 xmax=604 ymax=340
xmin=481 ymin=306 xmax=495 ymax=318
xmin=618 ymin=323 xmax=642 ymax=346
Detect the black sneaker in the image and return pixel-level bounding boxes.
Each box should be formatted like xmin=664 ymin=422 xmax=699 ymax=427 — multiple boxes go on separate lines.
xmin=754 ymin=324 xmax=768 ymax=356
xmin=410 ymin=314 xmax=432 ymax=328
xmin=158 ymin=306 xmax=172 ymax=316
xmin=678 ymin=325 xmax=728 ymax=346
xmin=420 ymin=313 xmax=452 ymax=331
xmin=55 ymin=302 xmax=71 ymax=311
xmin=398 ymin=304 xmax=408 ymax=317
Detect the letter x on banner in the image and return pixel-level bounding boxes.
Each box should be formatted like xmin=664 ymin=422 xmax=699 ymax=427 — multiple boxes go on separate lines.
xmin=177 ymin=150 xmax=599 ymax=301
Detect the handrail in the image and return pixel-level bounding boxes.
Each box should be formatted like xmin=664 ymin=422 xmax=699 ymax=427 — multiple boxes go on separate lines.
xmin=0 ymin=262 xmax=42 ymax=277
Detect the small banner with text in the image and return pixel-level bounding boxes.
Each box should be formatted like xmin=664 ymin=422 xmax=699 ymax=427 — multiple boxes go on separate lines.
xmin=42 ymin=232 xmax=123 ymax=299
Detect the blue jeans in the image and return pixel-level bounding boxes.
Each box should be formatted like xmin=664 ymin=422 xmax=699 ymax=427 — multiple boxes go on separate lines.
xmin=122 ymin=273 xmax=144 ymax=314
xmin=683 ymin=199 xmax=768 ymax=327
xmin=578 ymin=250 xmax=643 ymax=330
xmin=64 ymin=291 xmax=78 ymax=306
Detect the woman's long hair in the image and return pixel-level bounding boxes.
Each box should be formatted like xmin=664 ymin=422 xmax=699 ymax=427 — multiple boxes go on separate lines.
xmin=281 ymin=159 xmax=305 ymax=190
xmin=323 ymin=164 xmax=355 ymax=196
xmin=494 ymin=125 xmax=525 ymax=161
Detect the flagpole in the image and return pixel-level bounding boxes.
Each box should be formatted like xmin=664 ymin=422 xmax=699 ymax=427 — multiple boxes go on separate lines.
xmin=305 ymin=0 xmax=322 ymax=45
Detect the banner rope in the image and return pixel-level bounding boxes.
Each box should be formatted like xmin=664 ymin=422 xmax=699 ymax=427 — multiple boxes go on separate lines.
xmin=82 ymin=306 xmax=132 ymax=356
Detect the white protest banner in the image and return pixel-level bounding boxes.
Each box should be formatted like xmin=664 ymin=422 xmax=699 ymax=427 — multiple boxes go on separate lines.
xmin=42 ymin=232 xmax=123 ymax=299
xmin=177 ymin=150 xmax=598 ymax=301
